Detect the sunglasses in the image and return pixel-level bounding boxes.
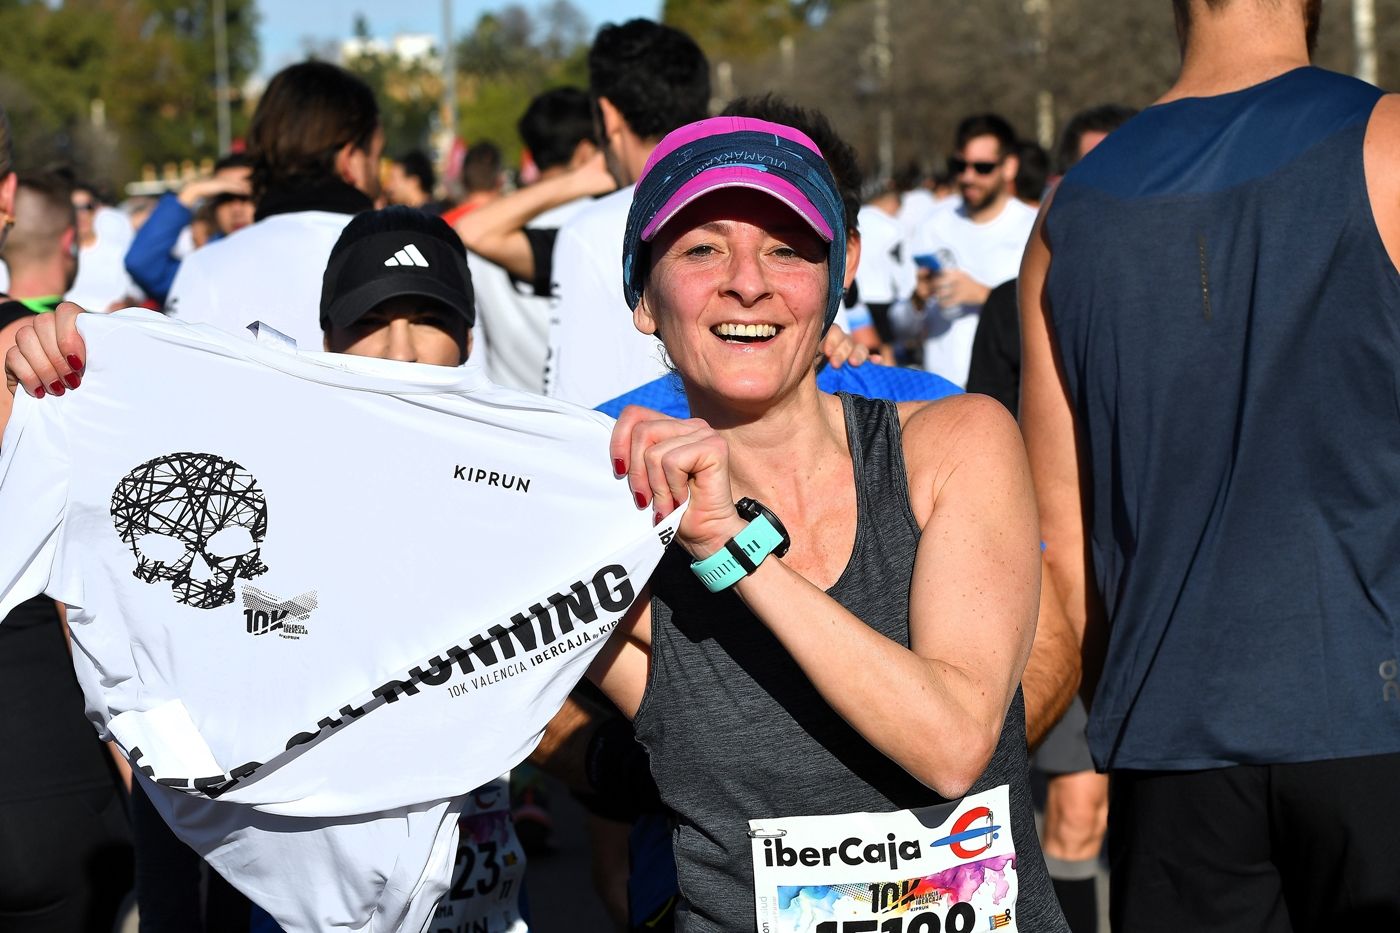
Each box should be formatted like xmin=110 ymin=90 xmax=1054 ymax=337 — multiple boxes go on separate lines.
xmin=948 ymin=158 xmax=1002 ymax=176
xmin=73 ymin=201 xmax=97 ymax=212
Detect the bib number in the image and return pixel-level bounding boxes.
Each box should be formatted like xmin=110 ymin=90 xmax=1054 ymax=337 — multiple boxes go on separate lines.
xmin=749 ymin=786 xmax=1019 ymax=933
xmin=813 ymin=904 xmax=978 ymax=933
xmin=431 ymin=776 xmax=528 ymax=933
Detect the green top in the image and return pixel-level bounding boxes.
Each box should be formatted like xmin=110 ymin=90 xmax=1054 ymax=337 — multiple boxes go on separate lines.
xmin=17 ymin=295 xmax=63 ymax=314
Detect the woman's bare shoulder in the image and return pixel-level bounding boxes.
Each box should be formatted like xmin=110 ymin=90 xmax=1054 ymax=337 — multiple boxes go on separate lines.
xmin=898 ymin=392 xmax=1019 ymax=446
xmin=897 ymin=393 xmax=1028 ymax=523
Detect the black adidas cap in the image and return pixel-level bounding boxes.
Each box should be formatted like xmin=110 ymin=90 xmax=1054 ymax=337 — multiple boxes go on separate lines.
xmin=319 ymin=207 xmax=476 ymax=332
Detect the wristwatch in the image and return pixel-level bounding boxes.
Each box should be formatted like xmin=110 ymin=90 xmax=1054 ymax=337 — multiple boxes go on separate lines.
xmin=690 ymin=498 xmax=791 ymax=593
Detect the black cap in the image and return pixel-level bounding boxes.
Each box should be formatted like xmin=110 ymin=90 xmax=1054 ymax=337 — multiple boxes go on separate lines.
xmin=319 ymin=209 xmax=475 ymax=332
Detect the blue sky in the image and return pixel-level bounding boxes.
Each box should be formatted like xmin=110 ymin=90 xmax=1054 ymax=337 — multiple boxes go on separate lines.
xmin=257 ymin=0 xmax=663 ymax=76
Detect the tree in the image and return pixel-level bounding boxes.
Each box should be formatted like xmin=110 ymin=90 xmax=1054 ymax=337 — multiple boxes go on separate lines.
xmin=342 ymin=17 xmax=443 ymax=157
xmin=451 ymin=3 xmax=590 ymax=163
xmin=0 ymin=0 xmax=259 ymax=191
xmin=661 ymin=0 xmax=860 ymax=61
xmin=696 ymin=0 xmax=1398 ymax=187
xmin=663 ymin=0 xmax=807 ymax=61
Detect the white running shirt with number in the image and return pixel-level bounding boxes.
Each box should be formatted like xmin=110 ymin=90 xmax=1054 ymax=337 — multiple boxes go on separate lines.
xmin=0 ymin=311 xmax=682 ymax=932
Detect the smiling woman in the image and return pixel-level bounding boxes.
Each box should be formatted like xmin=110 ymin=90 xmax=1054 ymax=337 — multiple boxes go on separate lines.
xmin=590 ymin=117 xmax=1070 ymax=931
xmin=635 ymin=190 xmax=832 ymax=408
xmin=0 ymin=114 xmax=1069 ymax=933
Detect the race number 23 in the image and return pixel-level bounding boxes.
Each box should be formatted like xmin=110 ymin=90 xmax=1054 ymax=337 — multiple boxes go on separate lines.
xmin=451 ymin=840 xmax=507 ymax=902
xmin=814 ymin=903 xmax=977 ymax=933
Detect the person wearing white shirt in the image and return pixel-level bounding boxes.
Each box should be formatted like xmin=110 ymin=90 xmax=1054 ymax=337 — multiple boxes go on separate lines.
xmin=855 ymin=187 xmax=912 ymax=358
xmin=0 ymin=207 xmax=679 ymax=933
xmin=66 ymin=184 xmax=144 ymax=312
xmin=164 ymin=61 xmax=382 ymax=350
xmin=460 ymin=88 xmax=605 ymax=394
xmin=545 ymin=20 xmax=711 ymax=408
xmin=902 ymin=114 xmax=1036 ymax=387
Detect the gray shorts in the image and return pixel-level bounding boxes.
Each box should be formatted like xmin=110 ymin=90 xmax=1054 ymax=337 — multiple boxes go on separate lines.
xmin=1033 ymin=694 xmax=1095 ymax=774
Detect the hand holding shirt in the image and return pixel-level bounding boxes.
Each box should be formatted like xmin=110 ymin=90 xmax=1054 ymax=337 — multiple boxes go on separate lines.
xmin=0 ymin=311 xmax=683 ymax=931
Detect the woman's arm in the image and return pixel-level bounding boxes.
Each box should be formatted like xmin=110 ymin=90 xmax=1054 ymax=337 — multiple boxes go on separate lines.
xmin=741 ymin=396 xmax=1038 ymax=797
xmin=612 ymin=398 xmax=1040 ymax=799
xmin=586 ymin=590 xmax=652 ymax=720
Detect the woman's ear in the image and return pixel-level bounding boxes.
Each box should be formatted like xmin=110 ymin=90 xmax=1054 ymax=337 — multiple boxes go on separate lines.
xmin=633 ymin=293 xmax=659 ymax=337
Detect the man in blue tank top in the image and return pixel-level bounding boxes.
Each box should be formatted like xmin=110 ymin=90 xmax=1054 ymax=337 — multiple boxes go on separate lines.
xmin=1020 ymin=1 xmax=1400 ymax=931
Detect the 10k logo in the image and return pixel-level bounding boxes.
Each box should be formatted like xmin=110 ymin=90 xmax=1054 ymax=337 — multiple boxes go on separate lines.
xmin=245 ymin=607 xmax=306 ymax=636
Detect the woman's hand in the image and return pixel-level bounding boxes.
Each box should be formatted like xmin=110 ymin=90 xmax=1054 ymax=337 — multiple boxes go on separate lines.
xmin=4 ymin=302 xmax=87 ymax=399
xmin=609 ymin=405 xmax=746 ymax=559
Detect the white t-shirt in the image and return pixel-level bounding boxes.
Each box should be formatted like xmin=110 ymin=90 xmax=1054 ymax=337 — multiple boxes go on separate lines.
xmin=855 ymin=204 xmax=910 ymax=306
xmin=470 ymin=199 xmax=589 ymax=394
xmin=166 ymin=211 xmax=357 ymax=349
xmin=0 ymin=311 xmax=682 ymax=931
xmin=906 ymin=197 xmax=1036 ymax=386
xmin=68 ymin=208 xmax=143 ymax=312
xmin=897 ymin=188 xmax=947 ymax=246
xmin=545 ymin=185 xmax=670 ymax=408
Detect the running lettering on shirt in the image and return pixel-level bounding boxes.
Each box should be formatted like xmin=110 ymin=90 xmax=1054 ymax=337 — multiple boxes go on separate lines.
xmin=0 ymin=310 xmax=683 ymax=932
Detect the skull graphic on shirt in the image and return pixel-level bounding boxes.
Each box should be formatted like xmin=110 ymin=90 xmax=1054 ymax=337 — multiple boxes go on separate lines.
xmin=111 ymin=452 xmax=269 ymax=609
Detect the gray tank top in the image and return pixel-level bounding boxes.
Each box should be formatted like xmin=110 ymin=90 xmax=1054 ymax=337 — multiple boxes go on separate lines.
xmin=633 ymin=393 xmax=1065 ymax=932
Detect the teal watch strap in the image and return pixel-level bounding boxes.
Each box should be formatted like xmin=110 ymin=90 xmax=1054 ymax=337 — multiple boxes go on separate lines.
xmin=690 ymin=514 xmax=785 ymax=593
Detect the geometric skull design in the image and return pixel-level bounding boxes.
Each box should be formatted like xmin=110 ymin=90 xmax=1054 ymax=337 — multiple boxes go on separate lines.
xmin=110 ymin=452 xmax=269 ymax=610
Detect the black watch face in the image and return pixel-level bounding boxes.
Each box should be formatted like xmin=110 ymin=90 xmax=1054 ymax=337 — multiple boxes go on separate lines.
xmin=736 ymin=497 xmax=791 ymax=558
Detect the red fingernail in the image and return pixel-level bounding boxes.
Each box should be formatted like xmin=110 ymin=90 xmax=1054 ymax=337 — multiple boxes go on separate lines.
xmin=33 ymin=384 xmax=45 ymax=399
xmin=64 ymin=371 xmax=81 ymax=390
xmin=633 ymin=491 xmax=648 ymax=509
xmin=49 ymin=381 xmax=65 ymax=396
xmin=67 ymin=355 xmax=83 ymax=373
xmin=613 ymin=458 xmax=626 ymax=477
xmin=653 ymin=510 xmax=662 ymax=526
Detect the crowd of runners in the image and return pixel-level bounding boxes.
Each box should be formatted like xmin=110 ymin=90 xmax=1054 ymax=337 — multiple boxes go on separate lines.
xmin=1 ymin=1 xmax=1398 ymax=932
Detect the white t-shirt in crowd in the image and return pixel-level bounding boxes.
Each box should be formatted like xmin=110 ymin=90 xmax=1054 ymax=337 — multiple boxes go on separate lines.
xmin=68 ymin=207 xmax=143 ymax=312
xmin=470 ymin=199 xmax=588 ymax=394
xmin=0 ymin=311 xmax=682 ymax=932
xmin=855 ymin=204 xmax=911 ymax=306
xmin=545 ymin=185 xmax=670 ymax=408
xmin=905 ymin=197 xmax=1036 ymax=386
xmin=897 ymin=188 xmax=947 ymax=246
xmin=166 ymin=211 xmax=356 ymax=349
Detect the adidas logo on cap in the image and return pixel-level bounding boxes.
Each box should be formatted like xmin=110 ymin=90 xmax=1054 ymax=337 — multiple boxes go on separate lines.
xmin=384 ymin=243 xmax=430 ymax=267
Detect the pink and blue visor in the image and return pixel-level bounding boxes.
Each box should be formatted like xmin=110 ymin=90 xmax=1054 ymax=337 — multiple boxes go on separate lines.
xmin=622 ymin=116 xmax=847 ymax=328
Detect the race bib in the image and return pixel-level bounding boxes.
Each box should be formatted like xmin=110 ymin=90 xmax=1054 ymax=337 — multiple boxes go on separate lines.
xmin=430 ymin=776 xmax=528 ymax=933
xmin=749 ymin=786 xmax=1018 ymax=933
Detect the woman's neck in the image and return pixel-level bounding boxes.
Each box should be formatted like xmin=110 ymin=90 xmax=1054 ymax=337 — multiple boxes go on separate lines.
xmin=689 ymin=382 xmax=849 ymax=502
